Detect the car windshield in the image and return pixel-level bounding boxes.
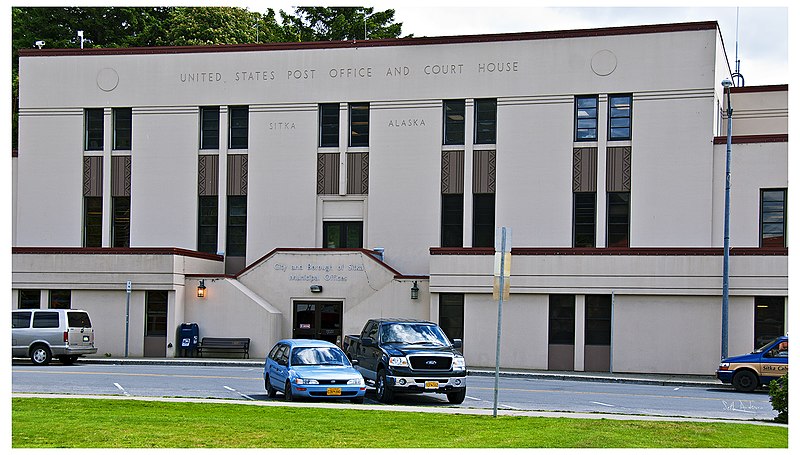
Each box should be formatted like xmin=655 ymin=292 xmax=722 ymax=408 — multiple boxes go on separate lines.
xmin=290 ymin=347 xmax=349 ymax=366
xmin=379 ymin=323 xmax=450 ymax=346
xmin=753 ymin=337 xmax=783 ymax=354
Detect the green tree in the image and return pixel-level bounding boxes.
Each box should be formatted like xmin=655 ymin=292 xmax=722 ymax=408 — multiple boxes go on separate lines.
xmin=156 ymin=7 xmax=283 ymax=46
xmin=279 ymin=7 xmax=407 ymax=42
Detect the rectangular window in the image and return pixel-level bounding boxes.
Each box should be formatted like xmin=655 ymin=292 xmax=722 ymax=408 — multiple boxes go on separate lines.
xmin=226 ymin=195 xmax=247 ymax=256
xmin=754 ymin=296 xmax=785 ymax=348
xmin=33 ymin=311 xmax=60 ymax=328
xmin=607 ymin=192 xmax=630 ymax=248
xmin=474 ymin=98 xmax=497 ymax=144
xmin=323 ymin=221 xmax=363 ymax=248
xmin=441 ymin=194 xmax=464 ymax=247
xmin=443 ymin=100 xmax=465 ymax=145
xmin=761 ymin=189 xmax=787 ymax=248
xmin=228 ymin=106 xmax=249 ymax=149
xmin=349 ymin=103 xmax=369 ymax=147
xmin=200 ymin=106 xmax=220 ymax=150
xmin=439 ymin=293 xmax=465 ymax=342
xmin=18 ymin=290 xmax=41 ymax=309
xmin=146 ymin=291 xmax=168 ymax=337
xmin=573 ymin=193 xmax=596 ymax=248
xmin=112 ymin=196 xmax=131 ymax=248
xmin=83 ymin=196 xmax=102 ymax=247
xmin=49 ymin=290 xmax=71 ymax=309
xmin=319 ymin=103 xmax=340 ymax=147
xmin=608 ymin=94 xmax=632 ymax=140
xmin=472 ymin=193 xmax=495 ymax=248
xmin=575 ymin=96 xmax=598 ymax=141
xmin=85 ymin=108 xmax=104 ymax=151
xmin=585 ymin=295 xmax=612 ymax=345
xmin=12 ymin=311 xmax=32 ymax=328
xmin=548 ymin=294 xmax=575 ymax=345
xmin=198 ymin=195 xmax=218 ymax=254
xmin=113 ymin=108 xmax=132 ymax=150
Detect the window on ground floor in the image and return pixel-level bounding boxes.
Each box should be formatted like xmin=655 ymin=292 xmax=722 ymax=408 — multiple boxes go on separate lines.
xmin=754 ymin=296 xmax=785 ymax=348
xmin=439 ymin=293 xmax=465 ymax=343
xmin=49 ymin=290 xmax=71 ymax=309
xmin=146 ymin=291 xmax=168 ymax=337
xmin=18 ymin=290 xmax=41 ymax=309
xmin=548 ymin=294 xmax=575 ymax=345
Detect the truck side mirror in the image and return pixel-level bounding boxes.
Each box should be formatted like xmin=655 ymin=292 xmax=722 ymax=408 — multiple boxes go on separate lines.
xmin=452 ymin=339 xmax=462 ymax=349
xmin=361 ymin=338 xmax=375 ymax=347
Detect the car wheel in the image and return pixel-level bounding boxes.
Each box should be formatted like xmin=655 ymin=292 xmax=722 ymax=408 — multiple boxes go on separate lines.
xmin=58 ymin=355 xmax=78 ymax=365
xmin=284 ymin=381 xmax=294 ymax=402
xmin=30 ymin=345 xmax=51 ymax=366
xmin=351 ymin=396 xmax=365 ymax=404
xmin=447 ymin=389 xmax=466 ymax=404
xmin=265 ymin=375 xmax=277 ymax=398
xmin=732 ymin=370 xmax=759 ymax=392
xmin=376 ymin=369 xmax=394 ymax=404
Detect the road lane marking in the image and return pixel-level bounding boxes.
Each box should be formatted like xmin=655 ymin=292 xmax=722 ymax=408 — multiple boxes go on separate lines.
xmin=113 ymin=383 xmax=130 ymax=396
xmin=465 ymin=395 xmax=482 ymax=401
xmin=591 ymin=401 xmax=615 ymax=407
xmin=224 ymin=385 xmax=254 ymax=401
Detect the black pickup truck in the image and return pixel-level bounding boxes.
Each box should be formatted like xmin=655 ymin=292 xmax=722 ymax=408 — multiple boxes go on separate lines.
xmin=343 ymin=318 xmax=467 ymax=404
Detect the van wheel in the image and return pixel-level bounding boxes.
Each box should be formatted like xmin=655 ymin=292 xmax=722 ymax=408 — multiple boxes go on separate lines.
xmin=732 ymin=370 xmax=759 ymax=392
xmin=58 ymin=356 xmax=78 ymax=365
xmin=30 ymin=345 xmax=52 ymax=366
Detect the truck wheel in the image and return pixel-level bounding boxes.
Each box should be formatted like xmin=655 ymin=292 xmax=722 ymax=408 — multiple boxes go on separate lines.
xmin=447 ymin=389 xmax=467 ymax=404
xmin=732 ymin=370 xmax=759 ymax=392
xmin=284 ymin=381 xmax=294 ymax=402
xmin=58 ymin=355 xmax=78 ymax=365
xmin=265 ymin=375 xmax=277 ymax=398
xmin=30 ymin=345 xmax=52 ymax=366
xmin=376 ymin=369 xmax=394 ymax=404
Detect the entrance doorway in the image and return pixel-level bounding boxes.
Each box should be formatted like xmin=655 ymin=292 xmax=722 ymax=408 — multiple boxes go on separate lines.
xmin=293 ymin=301 xmax=343 ymax=345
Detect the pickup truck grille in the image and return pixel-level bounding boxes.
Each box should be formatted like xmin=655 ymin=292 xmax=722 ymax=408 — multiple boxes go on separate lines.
xmin=409 ymin=355 xmax=452 ymax=371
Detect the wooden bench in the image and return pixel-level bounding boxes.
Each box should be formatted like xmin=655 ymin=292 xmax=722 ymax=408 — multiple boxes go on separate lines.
xmin=197 ymin=337 xmax=250 ymax=359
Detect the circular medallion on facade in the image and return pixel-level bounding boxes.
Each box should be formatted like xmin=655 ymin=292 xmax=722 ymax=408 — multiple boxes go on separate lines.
xmin=96 ymin=68 xmax=119 ymax=91
xmin=591 ymin=50 xmax=617 ymax=76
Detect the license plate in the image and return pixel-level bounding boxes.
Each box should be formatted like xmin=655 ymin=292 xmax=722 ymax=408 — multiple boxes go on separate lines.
xmin=326 ymin=387 xmax=342 ymax=396
xmin=83 ymin=336 xmax=90 ymax=342
xmin=425 ymin=381 xmax=439 ymax=390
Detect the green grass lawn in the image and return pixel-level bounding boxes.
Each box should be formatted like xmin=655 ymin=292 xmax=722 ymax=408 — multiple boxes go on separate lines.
xmin=12 ymin=397 xmax=787 ymax=448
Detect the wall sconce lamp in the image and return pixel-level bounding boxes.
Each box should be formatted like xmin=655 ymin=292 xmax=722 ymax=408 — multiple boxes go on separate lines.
xmin=310 ymin=285 xmax=323 ymax=293
xmin=197 ymin=280 xmax=206 ymax=298
xmin=411 ymin=281 xmax=419 ymax=300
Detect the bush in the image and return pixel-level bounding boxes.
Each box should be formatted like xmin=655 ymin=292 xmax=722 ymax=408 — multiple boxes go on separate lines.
xmin=768 ymin=373 xmax=788 ymax=423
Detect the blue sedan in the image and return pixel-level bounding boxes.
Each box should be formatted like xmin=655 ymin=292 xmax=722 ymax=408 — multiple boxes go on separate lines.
xmin=264 ymin=339 xmax=366 ymax=403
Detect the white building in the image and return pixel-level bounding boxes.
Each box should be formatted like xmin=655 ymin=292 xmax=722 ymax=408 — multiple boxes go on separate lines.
xmin=12 ymin=21 xmax=788 ymax=375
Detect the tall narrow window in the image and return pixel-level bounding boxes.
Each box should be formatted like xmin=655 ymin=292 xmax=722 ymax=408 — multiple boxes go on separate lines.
xmin=439 ymin=293 xmax=465 ymax=343
xmin=441 ymin=194 xmax=464 ymax=247
xmin=198 ymin=195 xmax=218 ymax=254
xmin=145 ymin=291 xmax=168 ymax=337
xmin=200 ymin=106 xmax=220 ymax=149
xmin=323 ymin=221 xmax=363 ymax=248
xmin=49 ymin=290 xmax=71 ymax=309
xmin=548 ymin=294 xmax=575 ymax=345
xmin=761 ymin=189 xmax=787 ymax=248
xmin=228 ymin=106 xmax=249 ymax=149
xmin=474 ymin=98 xmax=497 ymax=144
xmin=18 ymin=290 xmax=41 ymax=309
xmin=575 ymin=96 xmax=598 ymax=141
xmin=443 ymin=100 xmax=465 ymax=145
xmin=319 ymin=103 xmax=340 ymax=147
xmin=608 ymin=94 xmax=632 ymax=140
xmin=585 ymin=295 xmax=612 ymax=346
xmin=573 ymin=193 xmax=596 ymax=247
xmin=607 ymin=192 xmax=630 ymax=247
xmin=85 ymin=108 xmax=104 ymax=151
xmin=226 ymin=195 xmax=247 ymax=256
xmin=83 ymin=196 xmax=103 ymax=247
xmin=113 ymin=108 xmax=132 ymax=150
xmin=754 ymin=296 xmax=785 ymax=348
xmin=349 ymin=103 xmax=369 ymax=147
xmin=112 ymin=196 xmax=131 ymax=248
xmin=472 ymin=193 xmax=495 ymax=247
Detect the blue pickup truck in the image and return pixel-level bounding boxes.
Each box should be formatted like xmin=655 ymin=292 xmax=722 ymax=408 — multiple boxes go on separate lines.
xmin=716 ymin=336 xmax=788 ymax=392
xmin=343 ymin=318 xmax=467 ymax=404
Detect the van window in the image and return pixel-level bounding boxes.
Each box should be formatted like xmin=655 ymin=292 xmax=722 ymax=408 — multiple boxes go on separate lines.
xmin=68 ymin=312 xmax=92 ymax=328
xmin=33 ymin=312 xmax=59 ymax=328
xmin=12 ymin=312 xmax=32 ymax=328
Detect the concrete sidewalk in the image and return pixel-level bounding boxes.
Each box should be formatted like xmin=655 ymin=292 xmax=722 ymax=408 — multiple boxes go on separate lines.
xmin=78 ymin=356 xmax=724 ymax=389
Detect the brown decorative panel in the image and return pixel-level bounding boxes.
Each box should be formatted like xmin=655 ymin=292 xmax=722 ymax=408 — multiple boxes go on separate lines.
xmin=441 ymin=151 xmax=464 ymax=194
xmin=111 ymin=155 xmax=131 ymax=197
xmin=346 ymin=152 xmax=369 ymax=195
xmin=198 ymin=155 xmax=219 ymax=196
xmin=606 ymin=146 xmax=632 ymax=192
xmin=317 ymin=153 xmax=339 ymax=195
xmin=83 ymin=156 xmax=103 ymax=197
xmin=227 ymin=154 xmax=248 ymax=196
xmin=572 ymin=147 xmax=597 ymax=192
xmin=472 ymin=150 xmax=496 ymax=194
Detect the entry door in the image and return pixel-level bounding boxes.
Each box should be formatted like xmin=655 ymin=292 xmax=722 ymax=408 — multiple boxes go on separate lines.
xmin=293 ymin=301 xmax=343 ymax=345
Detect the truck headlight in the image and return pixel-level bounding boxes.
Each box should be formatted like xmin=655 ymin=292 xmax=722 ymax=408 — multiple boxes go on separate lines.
xmin=348 ymin=377 xmax=365 ymax=386
xmin=294 ymin=378 xmax=319 ymax=385
xmin=388 ymin=356 xmax=408 ymax=367
xmin=453 ymin=356 xmax=466 ymax=371
xmin=718 ymin=362 xmax=730 ymax=371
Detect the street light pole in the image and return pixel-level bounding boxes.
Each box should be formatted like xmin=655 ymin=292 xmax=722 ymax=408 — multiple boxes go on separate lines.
xmin=721 ymin=78 xmax=733 ymax=359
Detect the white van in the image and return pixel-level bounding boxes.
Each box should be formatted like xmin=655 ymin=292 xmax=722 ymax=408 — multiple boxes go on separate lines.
xmin=12 ymin=309 xmax=97 ymax=365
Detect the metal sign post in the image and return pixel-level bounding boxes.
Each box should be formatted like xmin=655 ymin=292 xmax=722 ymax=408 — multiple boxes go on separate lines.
xmin=125 ymin=280 xmax=131 ymax=358
xmin=492 ymin=227 xmax=511 ymax=418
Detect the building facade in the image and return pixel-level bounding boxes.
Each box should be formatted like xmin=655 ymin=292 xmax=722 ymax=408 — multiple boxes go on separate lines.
xmin=12 ymin=21 xmax=788 ymax=375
